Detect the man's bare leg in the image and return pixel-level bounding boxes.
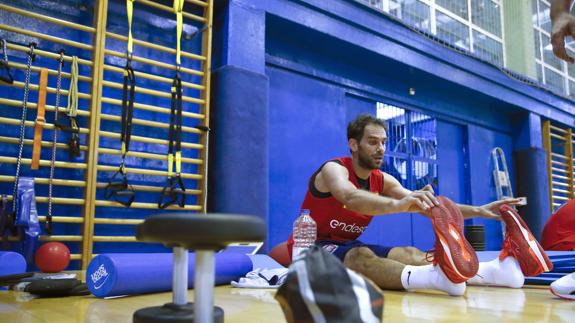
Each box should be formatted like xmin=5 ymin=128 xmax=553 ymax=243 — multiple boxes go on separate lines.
xmin=343 ymin=247 xmax=465 ymax=296
xmin=387 ymin=246 xmax=429 ymax=266
xmin=344 ymin=246 xmax=406 ymax=289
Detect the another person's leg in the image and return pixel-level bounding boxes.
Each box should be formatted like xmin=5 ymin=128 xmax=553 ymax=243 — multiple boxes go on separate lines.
xmin=550 ymin=272 xmax=575 ymax=300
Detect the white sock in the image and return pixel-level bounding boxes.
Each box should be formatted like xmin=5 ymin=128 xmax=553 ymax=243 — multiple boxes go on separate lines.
xmin=467 ymin=257 xmax=524 ymax=288
xmin=400 ymin=264 xmax=466 ymax=296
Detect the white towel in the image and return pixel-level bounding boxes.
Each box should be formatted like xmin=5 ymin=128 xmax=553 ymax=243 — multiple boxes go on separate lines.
xmin=231 ymin=268 xmax=288 ymax=289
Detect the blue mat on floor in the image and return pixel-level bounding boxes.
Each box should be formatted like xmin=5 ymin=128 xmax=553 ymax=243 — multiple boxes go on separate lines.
xmin=476 ymin=251 xmax=575 ymax=263
xmin=524 ymin=276 xmax=556 ymax=285
xmin=548 ymin=266 xmax=575 ymax=273
xmin=525 ymin=273 xmax=567 ymax=285
xmin=477 ymin=251 xmax=575 ymax=285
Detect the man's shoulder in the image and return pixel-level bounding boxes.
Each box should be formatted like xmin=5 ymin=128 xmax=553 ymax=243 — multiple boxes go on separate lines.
xmin=321 ymin=159 xmax=347 ymax=173
xmin=322 ymin=158 xmax=347 ymax=169
xmin=378 ymin=170 xmax=393 ymax=178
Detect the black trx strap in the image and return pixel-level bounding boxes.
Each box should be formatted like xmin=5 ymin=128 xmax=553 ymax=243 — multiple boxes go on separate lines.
xmin=105 ymin=0 xmax=136 ymax=207
xmin=47 ymin=50 xmax=66 ymax=235
xmin=55 ymin=55 xmax=80 ymax=159
xmin=0 ymin=39 xmax=13 ymax=84
xmin=159 ymin=0 xmax=186 ymax=209
xmin=159 ymin=72 xmax=185 ymax=208
xmin=104 ymin=55 xmax=136 ymax=207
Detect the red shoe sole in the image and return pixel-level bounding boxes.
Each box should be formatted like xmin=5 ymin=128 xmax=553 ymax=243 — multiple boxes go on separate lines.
xmin=500 ymin=205 xmax=552 ymax=275
xmin=432 ymin=196 xmax=478 ymax=283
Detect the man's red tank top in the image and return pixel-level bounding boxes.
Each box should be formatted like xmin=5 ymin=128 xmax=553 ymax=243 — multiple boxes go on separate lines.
xmin=287 ymin=157 xmax=384 ymax=259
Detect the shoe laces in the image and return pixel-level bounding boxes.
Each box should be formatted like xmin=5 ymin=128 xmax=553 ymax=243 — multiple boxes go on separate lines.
xmin=500 ymin=234 xmax=516 ymax=258
xmin=425 ymin=249 xmax=435 ymax=263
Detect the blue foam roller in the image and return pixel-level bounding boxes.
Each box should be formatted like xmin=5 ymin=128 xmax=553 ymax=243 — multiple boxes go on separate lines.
xmin=0 ymin=251 xmax=26 ymax=276
xmin=86 ymin=252 xmax=252 ymax=298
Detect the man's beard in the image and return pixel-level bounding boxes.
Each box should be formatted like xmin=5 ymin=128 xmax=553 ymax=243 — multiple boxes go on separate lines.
xmin=357 ymin=148 xmax=383 ymax=170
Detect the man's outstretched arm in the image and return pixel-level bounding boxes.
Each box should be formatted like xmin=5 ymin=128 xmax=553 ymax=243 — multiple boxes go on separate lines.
xmin=382 ymin=172 xmax=523 ymax=220
xmin=457 ymin=198 xmax=525 ymax=220
xmin=319 ymin=162 xmax=436 ymax=215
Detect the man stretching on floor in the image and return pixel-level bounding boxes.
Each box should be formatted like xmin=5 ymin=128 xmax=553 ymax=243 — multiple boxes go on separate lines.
xmin=287 ymin=114 xmax=552 ymax=296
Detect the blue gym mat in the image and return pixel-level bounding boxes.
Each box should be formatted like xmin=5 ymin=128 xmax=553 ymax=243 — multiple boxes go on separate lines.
xmin=476 ymin=251 xmax=575 ymax=262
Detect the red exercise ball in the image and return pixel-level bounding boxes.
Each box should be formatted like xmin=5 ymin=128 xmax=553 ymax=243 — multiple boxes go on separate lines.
xmin=34 ymin=242 xmax=70 ymax=273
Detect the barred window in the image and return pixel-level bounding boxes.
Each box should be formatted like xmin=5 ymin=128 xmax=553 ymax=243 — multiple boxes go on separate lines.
xmin=376 ymin=102 xmax=438 ymax=191
xmin=357 ymin=0 xmax=505 ymax=66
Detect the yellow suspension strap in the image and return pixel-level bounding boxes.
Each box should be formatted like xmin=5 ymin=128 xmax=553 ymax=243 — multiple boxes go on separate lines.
xmin=55 ymin=55 xmax=81 ymax=159
xmin=159 ymin=0 xmax=186 ymax=209
xmin=105 ymin=0 xmax=136 ymax=207
xmin=0 ymin=39 xmax=13 ymax=84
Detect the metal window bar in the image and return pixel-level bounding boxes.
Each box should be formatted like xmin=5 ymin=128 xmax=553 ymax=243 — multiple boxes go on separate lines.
xmin=376 ymin=102 xmax=438 ymax=191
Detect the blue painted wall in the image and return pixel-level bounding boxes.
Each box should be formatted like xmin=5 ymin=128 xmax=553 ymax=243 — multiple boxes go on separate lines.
xmin=466 ymin=125 xmax=514 ymax=249
xmin=261 ymin=9 xmax=517 ymax=251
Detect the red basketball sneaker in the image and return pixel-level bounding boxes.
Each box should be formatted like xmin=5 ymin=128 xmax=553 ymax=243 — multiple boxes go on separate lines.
xmin=431 ymin=196 xmax=479 ymax=284
xmin=499 ymin=205 xmax=553 ymax=276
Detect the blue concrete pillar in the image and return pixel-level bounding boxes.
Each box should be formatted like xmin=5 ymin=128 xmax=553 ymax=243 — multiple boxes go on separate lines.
xmin=511 ymin=112 xmax=551 ymax=239
xmin=208 ymin=0 xmax=269 ymax=227
xmin=466 ymin=124 xmax=511 ymax=249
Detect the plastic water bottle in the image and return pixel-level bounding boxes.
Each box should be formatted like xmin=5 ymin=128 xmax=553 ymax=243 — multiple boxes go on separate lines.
xmin=292 ymin=209 xmax=316 ymax=260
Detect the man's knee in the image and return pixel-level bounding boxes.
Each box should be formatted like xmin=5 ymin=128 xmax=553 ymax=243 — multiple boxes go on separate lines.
xmin=389 ymin=246 xmax=426 ymax=264
xmin=403 ymin=246 xmax=423 ymax=257
xmin=343 ymin=247 xmax=377 ymax=271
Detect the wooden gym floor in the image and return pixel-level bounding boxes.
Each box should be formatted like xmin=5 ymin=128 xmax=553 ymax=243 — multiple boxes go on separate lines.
xmin=1 ymin=284 xmax=574 ymax=322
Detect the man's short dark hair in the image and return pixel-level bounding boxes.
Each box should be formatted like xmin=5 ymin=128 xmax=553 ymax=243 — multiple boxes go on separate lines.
xmin=347 ymin=114 xmax=387 ymax=142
